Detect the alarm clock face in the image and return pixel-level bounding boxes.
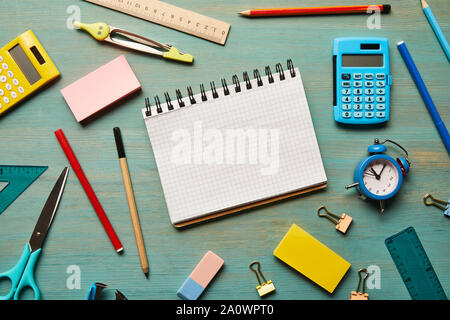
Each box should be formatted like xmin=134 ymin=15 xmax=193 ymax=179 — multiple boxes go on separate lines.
xmin=358 ymin=155 xmax=403 ymax=200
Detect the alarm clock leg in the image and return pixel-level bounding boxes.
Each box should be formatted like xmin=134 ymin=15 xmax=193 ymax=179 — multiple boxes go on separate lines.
xmin=379 ymin=200 xmax=385 ymax=213
xmin=345 ymin=182 xmax=359 ymax=189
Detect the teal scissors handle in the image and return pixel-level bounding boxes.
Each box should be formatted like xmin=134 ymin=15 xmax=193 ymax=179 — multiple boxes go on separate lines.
xmin=0 ymin=243 xmax=41 ymax=300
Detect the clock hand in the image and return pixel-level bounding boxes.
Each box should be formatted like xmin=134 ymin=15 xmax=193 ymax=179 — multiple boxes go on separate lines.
xmin=378 ymin=164 xmax=387 ymax=177
xmin=370 ymin=168 xmax=380 ymax=180
xmin=364 ymin=171 xmax=376 ymax=177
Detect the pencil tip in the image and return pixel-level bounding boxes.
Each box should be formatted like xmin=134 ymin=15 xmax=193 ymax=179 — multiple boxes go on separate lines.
xmin=239 ymin=10 xmax=250 ymax=16
xmin=421 ymin=0 xmax=428 ymax=8
xmin=143 ymin=266 xmax=149 ymax=278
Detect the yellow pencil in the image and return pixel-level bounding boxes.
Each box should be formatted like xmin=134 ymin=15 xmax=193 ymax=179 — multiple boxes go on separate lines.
xmin=113 ymin=127 xmax=149 ymax=277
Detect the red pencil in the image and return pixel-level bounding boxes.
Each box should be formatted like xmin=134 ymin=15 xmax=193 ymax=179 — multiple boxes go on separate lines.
xmin=54 ymin=129 xmax=123 ymax=254
xmin=239 ymin=4 xmax=391 ymax=17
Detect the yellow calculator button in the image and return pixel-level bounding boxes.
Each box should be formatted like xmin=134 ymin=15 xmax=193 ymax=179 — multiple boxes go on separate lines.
xmin=0 ymin=30 xmax=60 ymax=116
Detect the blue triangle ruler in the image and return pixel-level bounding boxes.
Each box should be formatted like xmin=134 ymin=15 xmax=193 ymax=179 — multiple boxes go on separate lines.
xmin=385 ymin=226 xmax=448 ymax=300
xmin=0 ymin=165 xmax=48 ymax=215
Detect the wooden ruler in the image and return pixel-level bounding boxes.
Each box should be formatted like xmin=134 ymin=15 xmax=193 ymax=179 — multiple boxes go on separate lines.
xmin=83 ymin=0 xmax=230 ymax=45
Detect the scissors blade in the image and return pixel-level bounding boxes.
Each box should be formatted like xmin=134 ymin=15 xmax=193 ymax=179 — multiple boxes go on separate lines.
xmin=28 ymin=167 xmax=69 ymax=252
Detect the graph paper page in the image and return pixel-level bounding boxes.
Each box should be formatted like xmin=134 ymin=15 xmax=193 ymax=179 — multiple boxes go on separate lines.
xmin=142 ymin=67 xmax=327 ymax=224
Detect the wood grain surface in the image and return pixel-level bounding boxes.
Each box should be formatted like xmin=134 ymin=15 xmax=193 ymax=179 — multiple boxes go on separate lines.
xmin=0 ymin=0 xmax=448 ymax=300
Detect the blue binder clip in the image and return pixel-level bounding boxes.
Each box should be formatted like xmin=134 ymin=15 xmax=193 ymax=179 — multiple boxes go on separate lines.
xmin=87 ymin=282 xmax=127 ymax=300
xmin=424 ymin=194 xmax=450 ymax=217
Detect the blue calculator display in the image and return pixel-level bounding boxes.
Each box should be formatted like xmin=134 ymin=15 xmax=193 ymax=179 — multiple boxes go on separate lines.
xmin=333 ymin=37 xmax=392 ymax=124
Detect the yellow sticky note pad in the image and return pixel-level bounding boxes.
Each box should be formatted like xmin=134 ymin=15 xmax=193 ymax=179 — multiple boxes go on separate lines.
xmin=274 ymin=224 xmax=351 ymax=293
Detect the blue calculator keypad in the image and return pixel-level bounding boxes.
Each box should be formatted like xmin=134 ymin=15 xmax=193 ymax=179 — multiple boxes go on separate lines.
xmin=333 ymin=37 xmax=390 ymax=124
xmin=336 ymin=72 xmax=389 ymax=124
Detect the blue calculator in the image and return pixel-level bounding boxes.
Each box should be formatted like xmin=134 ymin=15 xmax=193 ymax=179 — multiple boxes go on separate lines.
xmin=333 ymin=37 xmax=392 ymax=124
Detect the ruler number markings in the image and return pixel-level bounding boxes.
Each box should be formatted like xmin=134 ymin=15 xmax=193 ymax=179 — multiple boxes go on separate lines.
xmin=386 ymin=228 xmax=447 ymax=300
xmin=85 ymin=0 xmax=229 ymax=44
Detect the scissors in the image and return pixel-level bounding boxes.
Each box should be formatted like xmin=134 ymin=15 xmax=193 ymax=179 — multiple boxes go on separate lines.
xmin=0 ymin=167 xmax=69 ymax=300
xmin=73 ymin=21 xmax=194 ymax=64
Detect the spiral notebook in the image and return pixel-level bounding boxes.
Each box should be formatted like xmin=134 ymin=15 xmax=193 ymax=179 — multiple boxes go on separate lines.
xmin=142 ymin=60 xmax=327 ymax=227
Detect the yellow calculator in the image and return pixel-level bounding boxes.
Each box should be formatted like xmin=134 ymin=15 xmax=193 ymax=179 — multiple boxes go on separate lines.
xmin=0 ymin=30 xmax=60 ymax=115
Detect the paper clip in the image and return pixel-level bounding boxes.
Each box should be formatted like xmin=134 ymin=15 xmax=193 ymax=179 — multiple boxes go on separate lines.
xmin=350 ymin=268 xmax=369 ymax=300
xmin=249 ymin=262 xmax=276 ymax=297
xmin=317 ymin=206 xmax=353 ymax=234
xmin=423 ymin=194 xmax=450 ymax=217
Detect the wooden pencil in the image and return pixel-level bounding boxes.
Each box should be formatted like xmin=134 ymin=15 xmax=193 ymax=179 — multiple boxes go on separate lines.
xmin=421 ymin=0 xmax=450 ymax=61
xmin=113 ymin=127 xmax=149 ymax=277
xmin=239 ymin=4 xmax=391 ymax=17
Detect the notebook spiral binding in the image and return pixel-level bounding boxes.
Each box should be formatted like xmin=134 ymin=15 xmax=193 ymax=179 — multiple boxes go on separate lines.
xmin=144 ymin=59 xmax=296 ymax=117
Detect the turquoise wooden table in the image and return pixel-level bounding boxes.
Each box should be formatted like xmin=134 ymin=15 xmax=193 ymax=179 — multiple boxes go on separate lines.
xmin=0 ymin=0 xmax=449 ymax=300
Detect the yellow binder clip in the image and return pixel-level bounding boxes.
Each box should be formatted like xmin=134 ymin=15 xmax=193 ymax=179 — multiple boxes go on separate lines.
xmin=317 ymin=206 xmax=353 ymax=234
xmin=249 ymin=262 xmax=275 ymax=297
xmin=423 ymin=194 xmax=450 ymax=217
xmin=73 ymin=21 xmax=194 ymax=63
xmin=350 ymin=268 xmax=369 ymax=300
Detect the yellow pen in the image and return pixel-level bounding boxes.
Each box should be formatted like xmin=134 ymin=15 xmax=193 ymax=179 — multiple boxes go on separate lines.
xmin=73 ymin=21 xmax=194 ymax=63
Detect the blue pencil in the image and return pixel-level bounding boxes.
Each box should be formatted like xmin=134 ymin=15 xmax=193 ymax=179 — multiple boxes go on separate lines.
xmin=421 ymin=0 xmax=450 ymax=61
xmin=397 ymin=41 xmax=450 ymax=153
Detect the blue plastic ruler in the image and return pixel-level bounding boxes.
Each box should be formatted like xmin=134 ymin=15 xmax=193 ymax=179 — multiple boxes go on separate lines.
xmin=385 ymin=226 xmax=448 ymax=300
xmin=0 ymin=165 xmax=47 ymax=215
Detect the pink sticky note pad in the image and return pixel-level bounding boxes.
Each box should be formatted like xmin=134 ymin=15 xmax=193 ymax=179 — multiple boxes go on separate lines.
xmin=61 ymin=55 xmax=141 ymax=122
xmin=190 ymin=251 xmax=224 ymax=288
